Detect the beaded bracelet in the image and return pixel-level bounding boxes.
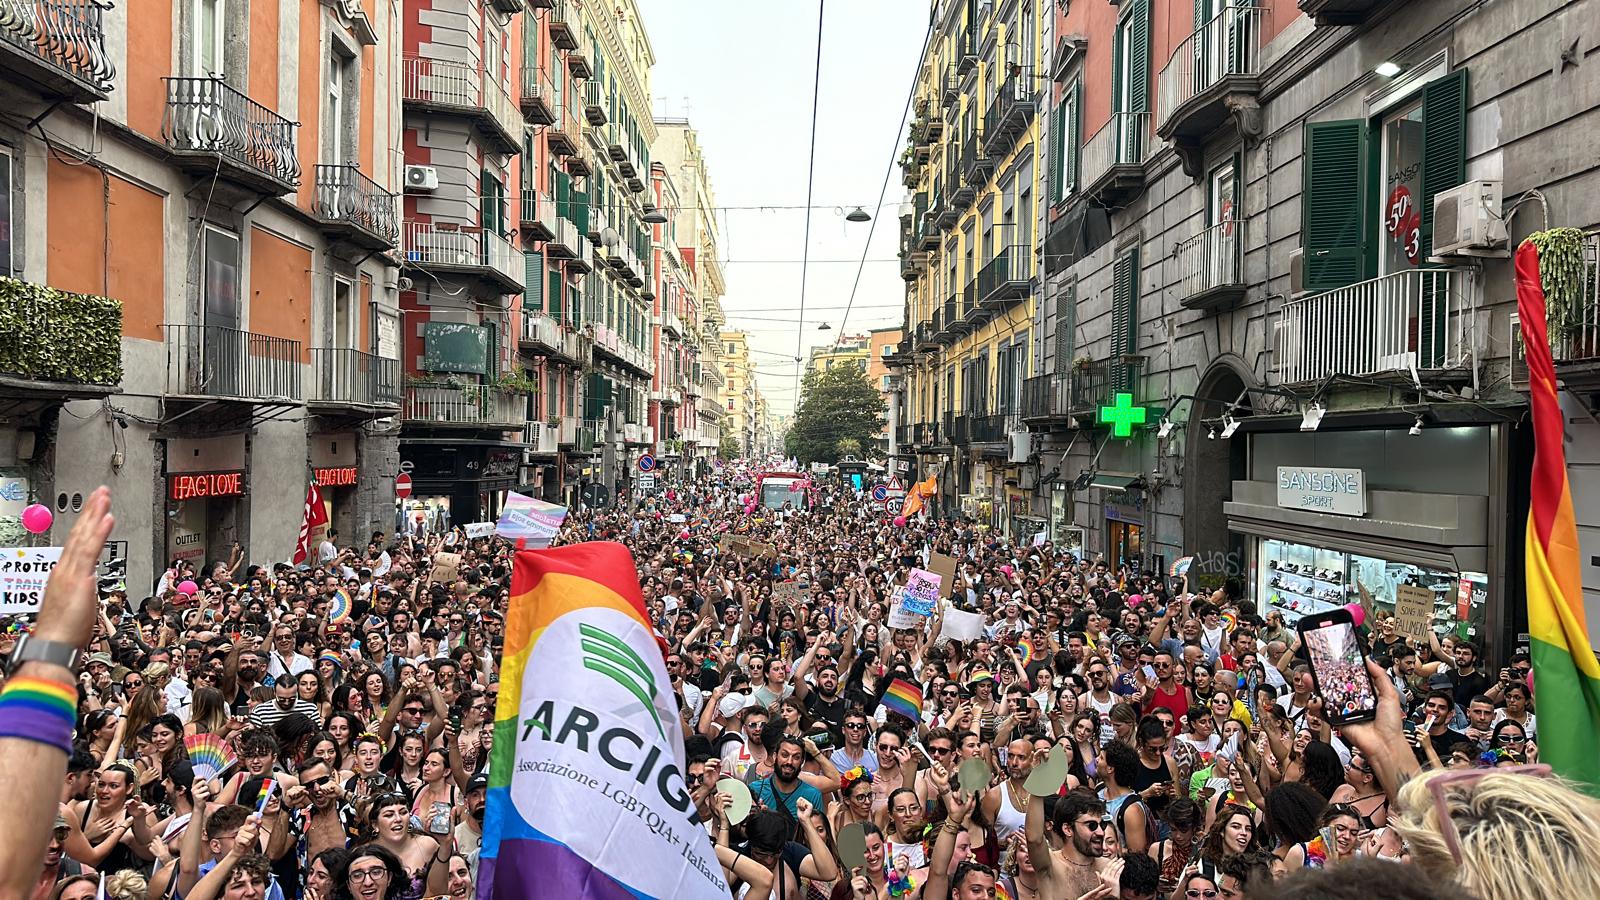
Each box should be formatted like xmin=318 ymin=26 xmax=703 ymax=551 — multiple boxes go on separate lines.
xmin=0 ymin=675 xmax=78 ymax=754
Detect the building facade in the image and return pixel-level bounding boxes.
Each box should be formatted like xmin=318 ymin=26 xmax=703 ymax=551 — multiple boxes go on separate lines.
xmin=719 ymin=330 xmax=759 ymax=456
xmin=996 ymin=0 xmax=1600 ymax=657
xmin=897 ymin=0 xmax=1045 ymax=540
xmin=0 ymin=0 xmax=404 ymax=591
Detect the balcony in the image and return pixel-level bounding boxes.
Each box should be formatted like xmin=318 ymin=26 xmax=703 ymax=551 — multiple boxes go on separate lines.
xmin=401 ymin=221 xmax=524 ymax=294
xmin=544 ymin=215 xmax=580 ymax=259
xmin=900 ymin=250 xmax=925 ymax=282
xmin=970 ymin=414 xmax=1006 ymax=443
xmin=163 ymin=324 xmax=301 ymax=403
xmin=523 ymin=420 xmax=560 ymax=456
xmin=400 ymin=55 xmax=521 ymax=155
xmin=979 ymin=245 xmax=1030 ymax=309
xmin=557 ymin=415 xmax=579 ymax=446
xmin=1021 ymin=375 xmax=1073 ymax=423
xmin=307 ymin=348 xmax=400 ymax=416
xmin=520 ymin=190 xmax=557 ymax=241
xmin=520 ymin=311 xmax=563 ymax=355
xmin=949 ymin=145 xmax=975 ymax=209
xmin=955 ymin=29 xmax=976 ymax=75
xmin=547 ymin=103 xmax=579 ymax=156
xmin=566 ymin=150 xmax=593 ymax=178
xmin=1550 ymin=235 xmax=1600 ymax=386
xmin=938 ymin=295 xmax=959 ymax=341
xmin=1176 ymin=220 xmax=1245 ymax=311
xmin=519 ymin=67 xmax=555 ymax=125
xmin=984 ymin=71 xmax=1035 ymax=155
xmin=1068 ymin=361 xmax=1115 ymax=420
xmin=0 ymin=277 xmax=121 ymax=403
xmin=1275 ymin=268 xmax=1474 ymax=386
xmin=566 ymin=49 xmax=591 ymax=80
xmin=951 ymin=415 xmax=971 ymax=445
xmin=661 ymin=309 xmax=684 ymax=338
xmin=624 ymin=423 xmax=655 ymax=445
xmin=651 ymin=388 xmax=683 ymax=407
xmin=1080 ymin=112 xmax=1149 ymax=208
xmin=962 ymin=278 xmax=992 ymax=327
xmin=0 ymin=0 xmax=114 ymax=103
xmin=578 ymin=418 xmax=603 ymax=453
xmin=549 ymin=0 xmax=578 ymax=50
xmin=403 ymin=382 xmax=522 ymax=429
xmin=162 ymin=77 xmax=299 ymax=195
xmin=963 ymin=132 xmax=994 ymax=187
xmin=314 ymin=165 xmax=398 ymax=250
xmin=568 ymin=232 xmax=594 ymax=274
xmin=941 ymin=65 xmax=960 ymax=106
xmin=486 ymin=0 xmax=521 ymax=13
xmin=584 ymin=81 xmax=607 ymax=126
xmin=1158 ymin=6 xmax=1265 ymax=177
xmin=1299 ymin=0 xmax=1391 ymax=26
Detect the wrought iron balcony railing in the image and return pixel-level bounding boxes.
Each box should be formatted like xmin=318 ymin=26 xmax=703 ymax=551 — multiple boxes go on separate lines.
xmin=1175 ymin=219 xmax=1245 ymax=310
xmin=401 ymin=221 xmax=524 ymax=294
xmin=1158 ymin=5 xmax=1266 ymax=136
xmin=403 ymin=383 xmax=522 ymax=428
xmin=1276 ymin=268 xmax=1473 ymax=385
xmin=308 ymin=348 xmax=399 ymax=410
xmin=0 ymin=0 xmax=115 ymax=100
xmin=314 ymin=164 xmax=399 ymax=248
xmin=400 ymin=55 xmax=520 ymax=153
xmin=163 ymin=323 xmax=302 ymax=402
xmin=162 ymin=76 xmax=300 ymax=192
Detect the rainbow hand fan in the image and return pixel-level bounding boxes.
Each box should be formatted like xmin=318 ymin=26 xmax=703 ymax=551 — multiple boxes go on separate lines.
xmin=1016 ymin=637 xmax=1037 ymax=668
xmin=184 ymin=733 xmax=238 ymax=780
xmin=328 ymin=589 xmax=352 ymax=625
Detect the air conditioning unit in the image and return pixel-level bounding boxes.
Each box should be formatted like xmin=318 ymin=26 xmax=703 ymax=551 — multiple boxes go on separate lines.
xmin=1288 ymin=247 xmax=1308 ymax=298
xmin=404 ymin=165 xmax=439 ymax=192
xmin=1508 ymin=311 xmax=1529 ymax=392
xmin=1008 ymin=430 xmax=1031 ymax=463
xmin=1433 ymin=179 xmax=1506 ymax=256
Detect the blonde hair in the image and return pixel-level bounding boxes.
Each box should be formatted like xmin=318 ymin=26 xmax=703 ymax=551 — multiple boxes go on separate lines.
xmin=104 ymin=871 xmax=148 ymax=900
xmin=1393 ymin=769 xmax=1600 ymax=900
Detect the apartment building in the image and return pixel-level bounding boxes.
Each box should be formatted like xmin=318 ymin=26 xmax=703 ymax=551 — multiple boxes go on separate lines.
xmin=898 ymin=0 xmax=1045 ymax=535
xmin=0 ymin=0 xmax=402 ymax=588
xmin=647 ymin=160 xmax=692 ymax=474
xmin=808 ymin=334 xmax=871 ymax=375
xmin=654 ymin=118 xmax=727 ymax=474
xmin=720 ymin=330 xmax=758 ymax=456
xmin=866 ymin=328 xmax=904 ymax=451
xmin=1006 ymin=0 xmax=1600 ymax=656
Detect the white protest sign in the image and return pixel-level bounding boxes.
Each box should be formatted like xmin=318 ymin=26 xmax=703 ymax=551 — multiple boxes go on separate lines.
xmin=941 ymin=608 xmax=986 ymax=642
xmin=886 ymin=600 xmax=922 ymax=630
xmin=0 ymin=547 xmax=63 ymax=615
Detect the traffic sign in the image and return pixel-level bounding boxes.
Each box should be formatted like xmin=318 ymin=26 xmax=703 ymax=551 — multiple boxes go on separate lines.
xmin=638 ymin=473 xmax=656 ymax=491
xmin=886 ymin=476 xmax=904 ymax=491
xmin=884 ymin=497 xmax=903 ymax=515
xmin=638 ymin=453 xmax=656 ymax=473
xmin=395 ymin=473 xmax=413 ymax=499
xmin=871 ymin=484 xmax=889 ymax=502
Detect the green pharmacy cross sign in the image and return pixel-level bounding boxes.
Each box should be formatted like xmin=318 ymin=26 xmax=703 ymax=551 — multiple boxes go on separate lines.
xmin=1099 ymin=392 xmax=1147 ymax=438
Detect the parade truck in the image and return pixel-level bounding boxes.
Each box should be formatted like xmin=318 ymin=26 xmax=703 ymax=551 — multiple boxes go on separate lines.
xmin=756 ymin=471 xmax=810 ymax=511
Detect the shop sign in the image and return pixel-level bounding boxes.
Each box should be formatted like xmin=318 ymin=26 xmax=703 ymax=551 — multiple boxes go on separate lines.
xmin=1276 ymin=466 xmax=1366 ymax=516
xmin=169 ymin=471 xmax=245 ymax=501
xmin=314 ymin=466 xmax=359 ymax=487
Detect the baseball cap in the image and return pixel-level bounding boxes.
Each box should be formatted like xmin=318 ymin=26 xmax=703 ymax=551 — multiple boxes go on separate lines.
xmin=718 ymin=692 xmax=754 ymax=719
xmin=466 ymin=773 xmax=489 ymax=793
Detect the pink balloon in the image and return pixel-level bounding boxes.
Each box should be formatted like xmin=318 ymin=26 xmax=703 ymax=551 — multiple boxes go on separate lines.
xmin=679 ymin=529 xmax=691 ymax=539
xmin=893 ymin=516 xmax=907 ymax=527
xmin=177 ymin=580 xmax=199 ymax=595
xmin=1344 ymin=602 xmax=1366 ymax=629
xmin=20 ymin=503 xmax=52 ymax=535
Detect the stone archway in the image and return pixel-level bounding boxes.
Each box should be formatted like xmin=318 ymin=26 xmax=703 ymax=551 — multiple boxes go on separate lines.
xmin=1182 ymin=356 xmax=1255 ymax=587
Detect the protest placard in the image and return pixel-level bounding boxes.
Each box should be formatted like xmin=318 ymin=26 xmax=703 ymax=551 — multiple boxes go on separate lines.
xmin=899 ymin=568 xmax=941 ymax=617
xmin=772 ymin=581 xmax=801 ymax=608
xmin=928 ymin=552 xmax=959 ymax=599
xmin=1393 ymin=583 xmax=1434 ymax=643
xmin=0 ymin=546 xmax=62 ymax=615
xmin=495 ymin=492 xmax=568 ymax=548
xmin=941 ymin=608 xmax=986 ymax=642
xmin=431 ymin=552 xmax=462 ymax=583
xmin=886 ymin=600 xmax=922 ymax=630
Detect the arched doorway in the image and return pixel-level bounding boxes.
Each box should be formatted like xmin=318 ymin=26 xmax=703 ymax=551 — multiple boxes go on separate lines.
xmin=1183 ymin=357 xmax=1254 ymax=590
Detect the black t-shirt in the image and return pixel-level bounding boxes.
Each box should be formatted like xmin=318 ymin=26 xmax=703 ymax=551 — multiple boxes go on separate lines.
xmin=1448 ymin=668 xmax=1493 ymax=710
xmin=804 ymin=690 xmax=847 ymax=734
xmin=1415 ymin=727 xmax=1473 ymax=764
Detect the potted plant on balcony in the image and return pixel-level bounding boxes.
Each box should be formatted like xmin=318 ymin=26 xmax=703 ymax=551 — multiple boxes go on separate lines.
xmin=1072 ymin=356 xmax=1094 ymax=372
xmin=495 ymin=372 xmax=539 ymax=395
xmin=1528 ymin=227 xmax=1592 ymax=357
xmin=547 ymin=416 xmax=561 ymax=428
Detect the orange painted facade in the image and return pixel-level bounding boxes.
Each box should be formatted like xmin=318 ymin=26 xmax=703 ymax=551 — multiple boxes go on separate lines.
xmin=125 ymin=0 xmax=172 ymax=140
xmin=248 ymin=0 xmax=280 ymax=110
xmin=45 ymin=162 xmax=166 ymax=342
xmin=247 ymin=226 xmax=314 ymax=358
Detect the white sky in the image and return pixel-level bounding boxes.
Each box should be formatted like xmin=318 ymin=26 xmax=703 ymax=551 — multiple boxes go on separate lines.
xmin=637 ymin=1 xmax=927 ymax=414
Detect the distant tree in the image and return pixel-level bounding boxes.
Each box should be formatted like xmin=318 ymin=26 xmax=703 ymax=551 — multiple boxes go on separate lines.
xmin=836 ymin=437 xmax=862 ymax=458
xmin=717 ymin=431 xmax=739 ymax=460
xmin=784 ymin=366 xmax=885 ymax=465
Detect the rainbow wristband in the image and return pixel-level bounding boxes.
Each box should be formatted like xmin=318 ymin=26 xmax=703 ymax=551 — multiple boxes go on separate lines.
xmin=0 ymin=676 xmax=78 ymax=754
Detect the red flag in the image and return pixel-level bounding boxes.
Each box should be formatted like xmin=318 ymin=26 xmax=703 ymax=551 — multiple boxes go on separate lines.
xmin=292 ymin=481 xmax=328 ymax=566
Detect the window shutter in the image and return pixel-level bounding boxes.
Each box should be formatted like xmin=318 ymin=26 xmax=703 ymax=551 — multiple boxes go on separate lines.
xmin=1066 ymin=81 xmax=1081 ymax=194
xmin=1054 ymin=282 xmax=1075 ymax=375
xmin=1419 ymin=68 xmax=1468 ymax=262
xmin=525 ymin=252 xmax=544 ymax=311
xmin=547 ymin=268 xmax=563 ymax=320
xmin=1111 ymin=249 xmax=1139 ymax=392
xmin=1302 ymin=120 xmax=1369 ymax=293
xmin=1049 ymin=98 xmax=1063 ymax=204
xmin=1129 ymin=0 xmax=1150 ymax=115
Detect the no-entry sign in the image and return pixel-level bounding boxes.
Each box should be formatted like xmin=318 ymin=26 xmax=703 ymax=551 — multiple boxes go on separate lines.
xmin=396 ymin=472 xmax=413 ymax=499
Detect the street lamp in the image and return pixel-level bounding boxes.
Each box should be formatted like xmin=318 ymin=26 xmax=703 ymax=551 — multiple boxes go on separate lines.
xmin=845 ymin=206 xmax=872 ymax=223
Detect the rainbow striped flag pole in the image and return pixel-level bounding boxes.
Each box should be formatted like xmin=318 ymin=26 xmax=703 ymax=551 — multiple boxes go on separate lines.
xmin=1515 ymin=240 xmax=1600 ymax=791
xmin=479 ymin=543 xmax=728 ymax=899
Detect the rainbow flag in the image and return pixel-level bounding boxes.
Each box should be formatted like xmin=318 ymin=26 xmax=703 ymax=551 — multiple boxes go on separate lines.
xmin=881 ymin=678 xmax=923 ymax=724
xmin=479 ymin=543 xmax=727 ymax=900
xmin=1515 ymin=240 xmax=1600 ymax=790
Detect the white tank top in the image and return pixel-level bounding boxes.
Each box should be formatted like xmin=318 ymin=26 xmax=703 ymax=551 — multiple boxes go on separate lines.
xmin=994 ymin=781 xmax=1029 ymax=842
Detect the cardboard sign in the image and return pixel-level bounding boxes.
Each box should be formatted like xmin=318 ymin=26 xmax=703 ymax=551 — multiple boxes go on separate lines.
xmin=772 ymin=581 xmax=801 ymax=608
xmin=899 ymin=568 xmax=941 ymax=617
xmin=886 ymin=600 xmax=922 ymax=630
xmin=431 ymin=551 xmax=463 ymax=584
xmin=1393 ymin=583 xmax=1434 ymax=643
xmin=928 ymin=552 xmax=959 ymax=599
xmin=0 ymin=546 xmax=63 ymax=615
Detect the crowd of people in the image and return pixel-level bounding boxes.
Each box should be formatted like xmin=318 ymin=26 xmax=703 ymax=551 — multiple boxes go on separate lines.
xmin=2 ymin=470 xmax=1599 ymax=900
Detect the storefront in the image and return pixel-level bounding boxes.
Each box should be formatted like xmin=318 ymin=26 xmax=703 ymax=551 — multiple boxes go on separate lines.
xmin=1225 ymin=425 xmax=1499 ymax=648
xmin=166 ymin=469 xmax=246 ymax=570
xmin=399 ymin=440 xmax=522 ymax=529
xmin=310 ymin=432 xmax=362 ymax=542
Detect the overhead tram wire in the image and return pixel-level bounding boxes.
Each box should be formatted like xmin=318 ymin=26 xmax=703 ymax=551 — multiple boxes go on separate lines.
xmin=791 ymin=0 xmax=828 ymax=412
xmin=834 ymin=11 xmax=935 ymax=343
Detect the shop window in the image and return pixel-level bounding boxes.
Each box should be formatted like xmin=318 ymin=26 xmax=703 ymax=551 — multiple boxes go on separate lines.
xmin=1301 ymin=69 xmax=1468 ymax=293
xmin=1257 ymin=537 xmax=1488 ymax=639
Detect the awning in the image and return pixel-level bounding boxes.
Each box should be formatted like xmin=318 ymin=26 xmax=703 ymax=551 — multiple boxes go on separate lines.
xmin=1226 ymin=514 xmax=1483 ymax=573
xmin=1088 ymin=472 xmax=1142 ymax=491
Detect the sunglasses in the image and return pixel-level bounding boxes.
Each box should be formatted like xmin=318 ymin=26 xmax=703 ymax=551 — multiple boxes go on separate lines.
xmin=1495 ymin=733 xmax=1526 ymax=745
xmin=1187 ymin=891 xmax=1217 ymax=899
xmin=1427 ymin=764 xmax=1552 ymax=863
xmin=843 ymin=722 xmax=867 ymax=730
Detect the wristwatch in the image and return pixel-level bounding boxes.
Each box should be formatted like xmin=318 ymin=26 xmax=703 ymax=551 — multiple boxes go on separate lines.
xmin=7 ymin=634 xmax=84 ymax=674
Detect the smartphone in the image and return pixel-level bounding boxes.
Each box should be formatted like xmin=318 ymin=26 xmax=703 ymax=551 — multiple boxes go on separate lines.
xmin=1296 ymin=607 xmax=1378 ymax=725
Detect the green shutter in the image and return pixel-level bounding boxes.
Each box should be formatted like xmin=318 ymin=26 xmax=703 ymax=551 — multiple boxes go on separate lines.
xmin=525 ymin=252 xmax=544 ymax=311
xmin=547 ymin=268 xmax=563 ymax=320
xmin=1054 ymin=282 xmax=1074 ymax=375
xmin=554 ymin=171 xmax=570 ymax=219
xmin=1302 ymin=119 xmax=1369 ymax=293
xmin=1419 ymin=68 xmax=1468 ymax=262
xmin=1067 ymin=81 xmax=1081 ymax=193
xmin=1048 ymin=98 xmax=1063 ymax=204
xmin=1129 ymin=0 xmax=1150 ymax=115
xmin=1111 ymin=248 xmax=1139 ymax=393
